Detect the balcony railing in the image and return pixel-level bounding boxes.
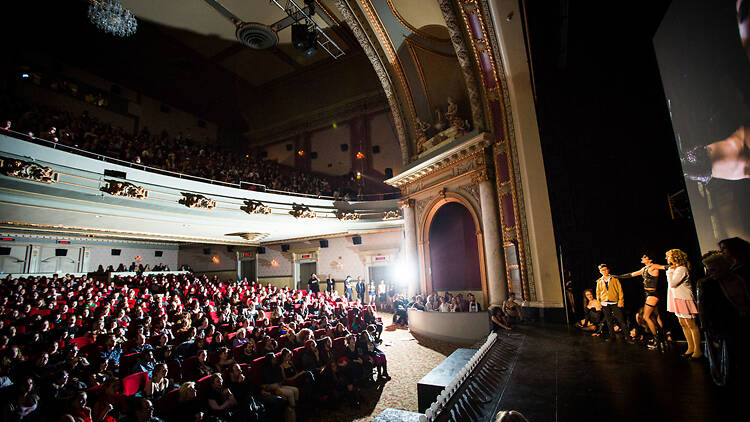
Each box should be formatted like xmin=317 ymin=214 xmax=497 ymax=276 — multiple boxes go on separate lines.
xmin=0 ymin=129 xmax=401 ymax=201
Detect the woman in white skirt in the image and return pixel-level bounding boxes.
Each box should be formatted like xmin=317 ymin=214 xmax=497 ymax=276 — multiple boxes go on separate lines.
xmin=666 ymin=249 xmax=703 ymax=359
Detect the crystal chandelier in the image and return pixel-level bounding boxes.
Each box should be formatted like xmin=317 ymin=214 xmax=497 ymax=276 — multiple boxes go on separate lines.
xmin=88 ymin=0 xmax=138 ymax=37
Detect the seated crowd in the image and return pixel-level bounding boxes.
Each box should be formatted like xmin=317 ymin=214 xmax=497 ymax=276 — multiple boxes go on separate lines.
xmin=0 ymin=97 xmax=360 ymax=198
xmin=0 ymin=272 xmax=389 ymax=421
xmin=389 ymin=291 xmax=520 ymax=331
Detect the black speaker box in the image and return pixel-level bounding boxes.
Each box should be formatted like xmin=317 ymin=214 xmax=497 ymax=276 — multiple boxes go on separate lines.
xmin=257 ymin=247 xmax=266 ymax=254
xmin=281 ymin=244 xmax=290 ymax=252
xmin=203 ymin=248 xmax=211 ymax=255
xmin=352 ymin=236 xmax=362 ymax=245
xmin=320 ymin=240 xmax=328 ymax=248
xmin=104 ymin=169 xmax=127 ymax=179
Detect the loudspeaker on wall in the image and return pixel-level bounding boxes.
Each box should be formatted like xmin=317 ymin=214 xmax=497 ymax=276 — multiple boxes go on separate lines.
xmin=320 ymin=240 xmax=328 ymax=248
xmin=352 ymin=236 xmax=362 ymax=245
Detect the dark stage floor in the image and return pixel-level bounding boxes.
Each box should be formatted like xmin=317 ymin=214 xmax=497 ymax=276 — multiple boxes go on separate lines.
xmin=495 ymin=325 xmax=742 ymax=422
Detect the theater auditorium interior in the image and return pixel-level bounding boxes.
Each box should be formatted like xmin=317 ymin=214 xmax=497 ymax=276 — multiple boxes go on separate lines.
xmin=0 ymin=0 xmax=748 ymax=421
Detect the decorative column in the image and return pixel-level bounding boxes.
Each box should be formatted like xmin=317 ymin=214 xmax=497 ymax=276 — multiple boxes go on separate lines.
xmin=474 ymin=167 xmax=507 ymax=306
xmin=399 ymin=198 xmax=419 ymax=297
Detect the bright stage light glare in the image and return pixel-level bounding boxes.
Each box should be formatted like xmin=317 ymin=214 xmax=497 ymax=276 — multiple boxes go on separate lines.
xmin=393 ymin=261 xmax=414 ymax=286
xmin=21 ymin=73 xmax=29 ymax=78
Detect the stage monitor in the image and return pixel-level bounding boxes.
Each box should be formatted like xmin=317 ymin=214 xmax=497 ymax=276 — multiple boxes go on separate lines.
xmin=654 ymin=0 xmax=750 ymax=252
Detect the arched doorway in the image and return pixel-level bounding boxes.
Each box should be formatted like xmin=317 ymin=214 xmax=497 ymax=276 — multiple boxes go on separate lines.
xmin=427 ymin=202 xmax=482 ymax=293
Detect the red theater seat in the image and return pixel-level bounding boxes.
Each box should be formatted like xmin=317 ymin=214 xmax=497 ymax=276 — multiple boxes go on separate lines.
xmin=122 ymin=371 xmax=149 ymax=396
xmin=333 ymin=336 xmax=346 ymax=357
xmin=157 ymin=388 xmax=180 ymax=415
xmin=196 ymin=375 xmax=213 ymax=400
xmin=69 ymin=337 xmax=92 ymax=349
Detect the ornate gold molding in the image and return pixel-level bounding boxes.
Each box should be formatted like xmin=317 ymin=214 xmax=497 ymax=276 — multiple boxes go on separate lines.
xmin=100 ymin=179 xmax=148 ymax=200
xmin=289 ymin=203 xmax=316 ymax=219
xmin=0 ymin=158 xmax=58 ymax=184
xmin=382 ymin=209 xmax=401 ymax=220
xmin=471 ymin=167 xmax=490 ymax=183
xmin=359 ymin=0 xmax=419 ymax=142
xmin=241 ymin=200 xmax=271 ymax=215
xmin=437 ymin=0 xmax=485 ymax=131
xmin=179 ymin=193 xmax=216 ymax=210
xmin=398 ymin=198 xmax=415 ymax=209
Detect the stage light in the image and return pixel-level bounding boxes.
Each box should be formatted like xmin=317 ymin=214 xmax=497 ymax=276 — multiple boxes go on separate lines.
xmin=393 ymin=261 xmax=414 ymax=286
xmin=21 ymin=73 xmax=29 ymax=79
xmin=292 ymin=23 xmax=318 ymax=57
xmin=332 ymin=123 xmax=338 ymax=129
xmin=297 ymin=150 xmax=305 ymax=156
xmin=212 ymin=256 xmax=220 ymax=264
xmin=356 ymin=151 xmax=365 ymax=159
xmin=356 ymin=171 xmax=361 ymax=180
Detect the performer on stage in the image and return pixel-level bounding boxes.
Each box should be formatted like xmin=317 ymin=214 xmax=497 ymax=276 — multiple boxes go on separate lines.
xmin=665 ymin=249 xmax=702 ymax=359
xmin=616 ymin=253 xmax=667 ymax=349
xmin=595 ymin=264 xmax=628 ymax=341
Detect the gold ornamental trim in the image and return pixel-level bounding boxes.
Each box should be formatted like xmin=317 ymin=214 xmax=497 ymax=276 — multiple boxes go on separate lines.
xmin=0 ymin=158 xmax=59 ymax=184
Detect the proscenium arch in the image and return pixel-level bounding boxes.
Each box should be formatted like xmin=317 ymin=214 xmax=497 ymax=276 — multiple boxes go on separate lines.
xmin=418 ymin=192 xmax=488 ymax=308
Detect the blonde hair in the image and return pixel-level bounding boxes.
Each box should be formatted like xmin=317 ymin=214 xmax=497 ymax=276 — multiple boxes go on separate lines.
xmin=666 ymin=249 xmax=689 ymax=268
xmin=178 ymin=382 xmax=196 ymax=402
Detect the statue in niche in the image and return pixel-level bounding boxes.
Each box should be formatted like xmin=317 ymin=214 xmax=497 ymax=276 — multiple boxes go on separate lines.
xmin=415 ymin=117 xmax=431 ymax=154
xmin=433 ymin=107 xmax=446 ymax=132
xmin=445 ymin=97 xmax=468 ymax=137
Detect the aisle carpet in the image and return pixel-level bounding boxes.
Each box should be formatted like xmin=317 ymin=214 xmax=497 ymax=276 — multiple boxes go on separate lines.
xmin=299 ymin=313 xmax=468 ymax=422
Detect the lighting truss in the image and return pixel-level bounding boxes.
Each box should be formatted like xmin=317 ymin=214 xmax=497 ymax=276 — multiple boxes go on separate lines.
xmin=269 ymin=0 xmax=345 ymax=59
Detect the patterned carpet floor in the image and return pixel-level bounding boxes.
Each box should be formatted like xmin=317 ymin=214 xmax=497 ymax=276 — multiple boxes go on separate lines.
xmin=299 ymin=313 xmax=469 ymax=422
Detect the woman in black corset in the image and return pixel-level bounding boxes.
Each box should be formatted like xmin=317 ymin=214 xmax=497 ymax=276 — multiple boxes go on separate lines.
xmin=617 ymin=253 xmax=667 ymax=349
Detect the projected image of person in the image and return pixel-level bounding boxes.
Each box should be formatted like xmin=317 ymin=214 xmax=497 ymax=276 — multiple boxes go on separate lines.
xmin=655 ymin=0 xmax=750 ymax=249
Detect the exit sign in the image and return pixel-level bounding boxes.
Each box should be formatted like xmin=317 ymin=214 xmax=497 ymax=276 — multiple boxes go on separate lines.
xmin=375 ymin=256 xmax=386 ymax=261
xmin=301 ymin=254 xmax=311 ymax=259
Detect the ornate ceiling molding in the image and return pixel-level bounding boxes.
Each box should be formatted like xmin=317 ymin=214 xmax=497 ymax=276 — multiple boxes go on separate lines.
xmin=333 ymin=0 xmax=411 ymax=165
xmin=359 ymin=0 xmax=419 ymax=126
xmin=385 ymin=131 xmax=491 ymax=188
xmin=438 ymin=0 xmax=485 ymax=132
